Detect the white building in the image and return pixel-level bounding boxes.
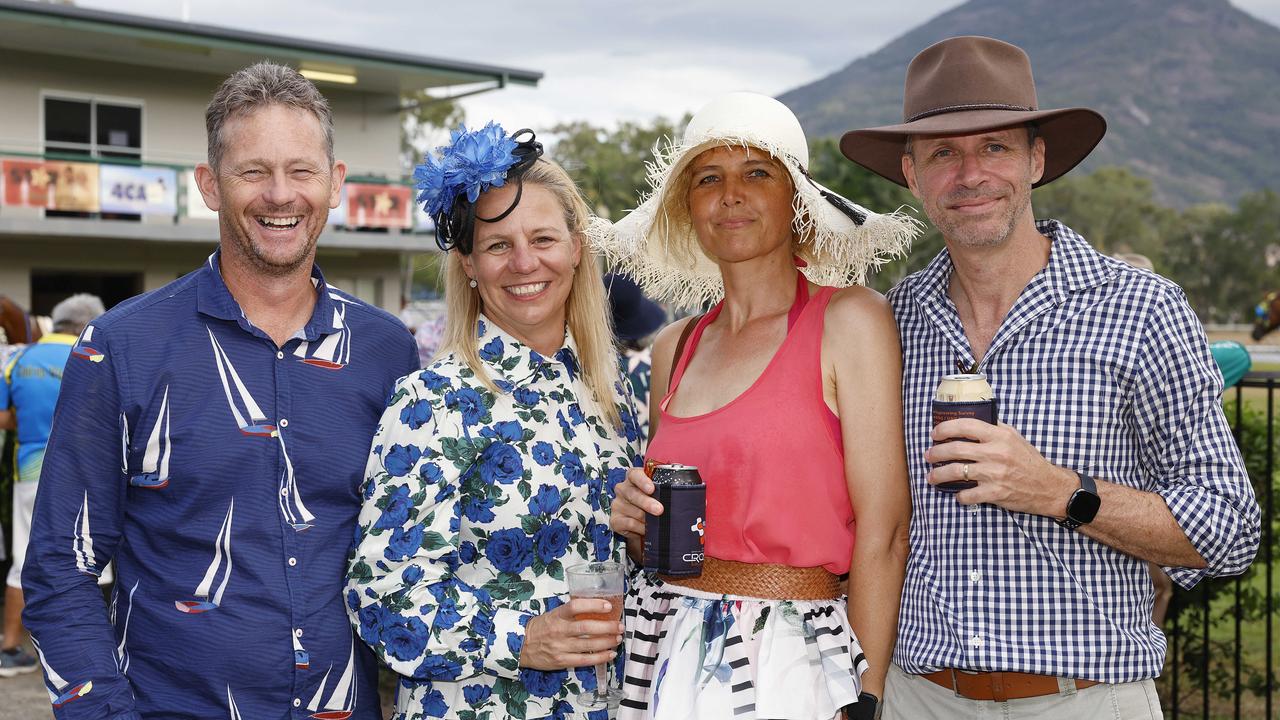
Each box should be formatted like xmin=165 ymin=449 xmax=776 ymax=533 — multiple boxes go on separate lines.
xmin=0 ymin=0 xmax=540 ymax=314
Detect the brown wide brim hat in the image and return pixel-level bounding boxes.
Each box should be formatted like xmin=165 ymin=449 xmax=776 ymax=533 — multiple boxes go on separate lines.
xmin=840 ymin=36 xmax=1106 ymax=188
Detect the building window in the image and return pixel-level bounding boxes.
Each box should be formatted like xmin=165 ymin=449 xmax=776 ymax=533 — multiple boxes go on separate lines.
xmin=42 ymin=96 xmax=142 ymax=219
xmin=43 ymin=97 xmax=141 ymax=160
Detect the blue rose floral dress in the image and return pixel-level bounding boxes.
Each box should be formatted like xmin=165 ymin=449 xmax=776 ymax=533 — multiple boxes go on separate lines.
xmin=346 ymin=316 xmax=643 ymax=720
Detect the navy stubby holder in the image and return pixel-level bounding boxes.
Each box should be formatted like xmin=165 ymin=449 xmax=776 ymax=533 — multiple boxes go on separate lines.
xmin=643 ymin=463 xmax=706 ymax=577
xmin=932 ymin=373 xmax=998 ymax=492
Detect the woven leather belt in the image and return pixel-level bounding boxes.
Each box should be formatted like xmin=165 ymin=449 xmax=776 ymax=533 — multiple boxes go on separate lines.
xmin=922 ymin=669 xmax=1099 ymax=702
xmin=660 ymin=557 xmax=843 ymax=600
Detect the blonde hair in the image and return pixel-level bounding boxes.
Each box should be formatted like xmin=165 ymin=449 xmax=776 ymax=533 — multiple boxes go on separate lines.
xmin=439 ymin=158 xmax=623 ymax=428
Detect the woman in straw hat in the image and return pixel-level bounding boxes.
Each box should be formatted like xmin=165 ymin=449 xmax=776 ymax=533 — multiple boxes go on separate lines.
xmin=347 ymin=123 xmax=644 ymax=719
xmin=599 ymin=92 xmax=920 ymax=719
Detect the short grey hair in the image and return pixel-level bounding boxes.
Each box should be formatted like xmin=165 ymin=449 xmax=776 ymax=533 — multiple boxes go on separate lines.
xmin=205 ymin=62 xmax=335 ymax=169
xmin=51 ymin=293 xmax=105 ymax=333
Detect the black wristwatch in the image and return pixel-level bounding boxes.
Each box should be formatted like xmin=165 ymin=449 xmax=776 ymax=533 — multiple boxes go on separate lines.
xmin=1056 ymin=470 xmax=1101 ymax=530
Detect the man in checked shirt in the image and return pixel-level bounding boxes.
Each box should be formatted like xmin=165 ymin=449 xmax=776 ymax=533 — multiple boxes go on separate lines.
xmin=841 ymin=36 xmax=1260 ymax=719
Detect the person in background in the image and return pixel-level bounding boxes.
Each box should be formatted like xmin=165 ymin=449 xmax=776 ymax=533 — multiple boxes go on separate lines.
xmin=0 ymin=293 xmax=104 ymax=678
xmin=841 ymin=36 xmax=1259 ymax=718
xmin=22 ymin=62 xmax=417 ymax=718
xmin=346 ymin=123 xmax=643 ymax=719
xmin=604 ymin=272 xmax=667 ymax=443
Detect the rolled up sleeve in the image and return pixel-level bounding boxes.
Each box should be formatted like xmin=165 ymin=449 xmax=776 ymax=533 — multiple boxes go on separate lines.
xmin=1130 ymin=287 xmax=1260 ymax=588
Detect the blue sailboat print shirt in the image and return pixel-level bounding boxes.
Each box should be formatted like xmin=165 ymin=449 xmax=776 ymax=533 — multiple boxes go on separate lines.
xmin=21 ymin=252 xmax=419 ymax=720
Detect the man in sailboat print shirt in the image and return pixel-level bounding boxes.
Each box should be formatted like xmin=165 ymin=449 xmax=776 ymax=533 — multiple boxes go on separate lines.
xmin=21 ymin=63 xmax=418 ymax=719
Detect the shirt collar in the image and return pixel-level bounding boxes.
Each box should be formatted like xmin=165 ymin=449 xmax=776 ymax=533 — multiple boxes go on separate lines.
xmin=196 ymin=249 xmax=340 ymax=342
xmin=475 ymin=314 xmax=582 ymax=389
xmin=909 ymin=219 xmax=1116 ymax=312
xmin=37 ymin=332 xmax=78 ymax=346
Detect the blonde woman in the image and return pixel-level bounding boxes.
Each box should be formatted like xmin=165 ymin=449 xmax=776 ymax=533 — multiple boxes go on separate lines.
xmin=346 ymin=124 xmax=642 ymax=719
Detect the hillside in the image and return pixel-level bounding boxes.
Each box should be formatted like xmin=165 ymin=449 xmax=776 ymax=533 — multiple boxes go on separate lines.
xmin=779 ymin=0 xmax=1280 ymax=207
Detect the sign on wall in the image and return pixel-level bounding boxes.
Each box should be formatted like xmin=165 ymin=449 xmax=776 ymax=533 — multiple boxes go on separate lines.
xmin=346 ymin=183 xmax=412 ymax=229
xmin=99 ymin=165 xmax=177 ymax=215
xmin=182 ymin=170 xmax=218 ymax=220
xmin=2 ymin=159 xmax=100 ymax=212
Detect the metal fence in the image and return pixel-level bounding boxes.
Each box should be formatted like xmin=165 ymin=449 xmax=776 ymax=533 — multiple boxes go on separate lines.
xmin=1167 ymin=372 xmax=1277 ymax=719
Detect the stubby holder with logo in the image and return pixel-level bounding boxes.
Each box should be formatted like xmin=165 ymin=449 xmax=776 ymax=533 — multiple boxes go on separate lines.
xmin=642 ymin=461 xmax=706 ymax=577
xmin=932 ymin=373 xmax=998 ymax=492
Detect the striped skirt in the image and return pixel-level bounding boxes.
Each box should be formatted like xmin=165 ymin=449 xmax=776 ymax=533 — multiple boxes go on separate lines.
xmin=620 ymin=572 xmax=867 ymax=720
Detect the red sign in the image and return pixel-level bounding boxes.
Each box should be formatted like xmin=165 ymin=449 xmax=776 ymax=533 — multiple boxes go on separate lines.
xmin=346 ymin=183 xmax=412 ymax=229
xmin=2 ymin=159 xmax=100 ymax=212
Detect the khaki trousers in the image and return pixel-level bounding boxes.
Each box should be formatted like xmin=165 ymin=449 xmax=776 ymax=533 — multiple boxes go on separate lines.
xmin=881 ymin=663 xmax=1162 ymax=720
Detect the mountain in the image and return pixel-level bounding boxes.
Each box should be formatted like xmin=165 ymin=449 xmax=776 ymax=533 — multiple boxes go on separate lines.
xmin=779 ymin=0 xmax=1280 ymax=207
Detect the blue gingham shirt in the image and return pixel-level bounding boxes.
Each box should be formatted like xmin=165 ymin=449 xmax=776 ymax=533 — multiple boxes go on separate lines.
xmin=22 ymin=251 xmax=419 ymax=719
xmin=889 ymin=220 xmax=1260 ymax=683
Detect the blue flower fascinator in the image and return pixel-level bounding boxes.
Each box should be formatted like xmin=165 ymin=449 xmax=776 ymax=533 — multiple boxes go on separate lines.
xmin=413 ymin=122 xmax=544 ymax=253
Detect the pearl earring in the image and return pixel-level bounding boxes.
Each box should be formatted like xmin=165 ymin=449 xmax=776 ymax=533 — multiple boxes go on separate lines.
xmin=468 ymin=279 xmax=477 ymax=289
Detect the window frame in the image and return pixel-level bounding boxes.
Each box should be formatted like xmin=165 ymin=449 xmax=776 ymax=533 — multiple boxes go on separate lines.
xmin=39 ymin=89 xmax=146 ymax=161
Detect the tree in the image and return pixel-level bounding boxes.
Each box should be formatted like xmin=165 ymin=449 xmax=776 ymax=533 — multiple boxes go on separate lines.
xmin=399 ymin=92 xmax=465 ymax=172
xmin=1031 ymin=166 xmax=1176 ymax=264
xmin=1165 ymin=190 xmax=1280 ymax=323
xmin=808 ymin=137 xmax=937 ymax=292
xmin=549 ymin=117 xmax=687 ymax=221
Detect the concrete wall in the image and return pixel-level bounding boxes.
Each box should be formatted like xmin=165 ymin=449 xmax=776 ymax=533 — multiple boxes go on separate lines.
xmin=0 ymin=48 xmax=403 ymax=176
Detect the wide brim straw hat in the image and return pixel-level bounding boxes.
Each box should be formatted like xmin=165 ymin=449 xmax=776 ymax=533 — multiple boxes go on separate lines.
xmin=589 ymin=92 xmax=921 ymax=309
xmin=840 ymin=36 xmax=1106 ymax=189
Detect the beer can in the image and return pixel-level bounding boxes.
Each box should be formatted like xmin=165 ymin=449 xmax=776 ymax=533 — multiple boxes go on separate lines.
xmin=643 ymin=464 xmax=706 ymax=577
xmin=931 ymin=373 xmax=998 ymax=492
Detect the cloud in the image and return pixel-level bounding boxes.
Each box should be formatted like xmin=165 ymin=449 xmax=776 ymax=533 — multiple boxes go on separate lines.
xmin=457 ymin=45 xmax=818 ymax=131
xmin=79 ymin=0 xmax=1280 ymax=133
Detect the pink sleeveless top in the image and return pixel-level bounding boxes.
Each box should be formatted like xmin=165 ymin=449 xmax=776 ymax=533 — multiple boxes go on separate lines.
xmin=647 ymin=280 xmax=854 ymax=575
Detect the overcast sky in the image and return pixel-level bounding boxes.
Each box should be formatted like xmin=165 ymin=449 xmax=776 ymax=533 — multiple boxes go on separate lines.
xmin=80 ymin=0 xmax=1280 ymax=134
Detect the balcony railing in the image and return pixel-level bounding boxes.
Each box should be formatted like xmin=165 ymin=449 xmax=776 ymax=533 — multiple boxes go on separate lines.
xmin=1164 ymin=372 xmax=1277 ymax=719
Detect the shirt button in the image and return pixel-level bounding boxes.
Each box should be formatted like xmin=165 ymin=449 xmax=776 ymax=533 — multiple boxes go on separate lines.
xmin=293 ymin=698 xmax=301 ymax=708
xmin=970 ymin=570 xmax=982 ymax=583
xmin=288 ymin=557 xmax=297 ymax=567
xmin=277 ymin=351 xmax=285 ymax=360
xmin=295 ymin=628 xmax=304 ymax=637
xmin=280 ymin=418 xmax=289 ymax=428
xmin=280 ymin=488 xmax=289 ymax=497
xmin=970 ymin=634 xmax=983 ymax=648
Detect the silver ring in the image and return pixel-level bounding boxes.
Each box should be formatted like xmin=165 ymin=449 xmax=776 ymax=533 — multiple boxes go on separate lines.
xmin=963 ymin=463 xmax=971 ymax=481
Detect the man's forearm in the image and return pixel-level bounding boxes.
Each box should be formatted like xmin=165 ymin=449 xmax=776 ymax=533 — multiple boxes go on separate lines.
xmin=1076 ymin=477 xmax=1205 ymax=568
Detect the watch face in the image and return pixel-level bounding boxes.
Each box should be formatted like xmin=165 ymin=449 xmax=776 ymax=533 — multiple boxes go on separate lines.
xmin=1069 ymin=489 xmax=1102 ymax=523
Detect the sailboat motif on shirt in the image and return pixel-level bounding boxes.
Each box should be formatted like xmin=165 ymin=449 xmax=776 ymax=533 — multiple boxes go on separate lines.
xmin=278 ymin=431 xmax=316 ymax=532
xmin=73 ymin=491 xmax=99 ymax=576
xmin=31 ymin=637 xmax=93 ymax=708
xmin=294 ymin=303 xmax=351 ymax=370
xmin=71 ymin=324 xmax=105 ymax=363
xmin=207 ymin=327 xmax=277 ymax=437
xmin=175 ymin=499 xmax=234 ymax=614
xmin=129 ymin=385 xmax=171 ymax=489
xmin=294 ymin=631 xmax=310 ymax=670
xmin=119 ymin=413 xmax=129 ymax=475
xmin=111 ymin=580 xmax=139 ymax=673
xmin=307 ymin=640 xmax=357 ymax=719
xmin=227 ymin=685 xmax=243 ymax=720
